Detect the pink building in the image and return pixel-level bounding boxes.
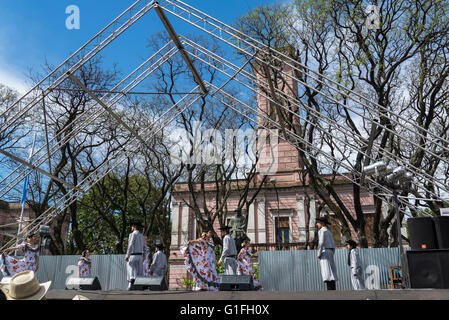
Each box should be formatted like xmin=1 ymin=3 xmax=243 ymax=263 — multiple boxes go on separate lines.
xmin=0 ymin=201 xmax=70 ymax=254
xmin=168 ymin=63 xmax=377 ymax=289
xmin=0 ymin=201 xmax=34 ymax=246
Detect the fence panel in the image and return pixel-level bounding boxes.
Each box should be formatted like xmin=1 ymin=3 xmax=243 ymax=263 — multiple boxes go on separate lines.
xmin=259 ymin=248 xmax=402 ymax=291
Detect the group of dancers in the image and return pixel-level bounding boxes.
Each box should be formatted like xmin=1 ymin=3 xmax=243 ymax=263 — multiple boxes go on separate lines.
xmin=180 ymin=225 xmax=261 ymax=291
xmin=125 ymin=221 xmax=168 ymax=290
xmin=0 ymin=217 xmax=366 ymax=291
xmin=0 ymin=221 xmax=168 ymax=291
xmin=178 ymin=217 xmax=366 ymax=292
xmin=316 ymin=217 xmax=366 ymax=290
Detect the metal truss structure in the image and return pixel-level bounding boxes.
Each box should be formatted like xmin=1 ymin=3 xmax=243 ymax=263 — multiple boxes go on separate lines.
xmin=0 ymin=0 xmax=448 ymax=251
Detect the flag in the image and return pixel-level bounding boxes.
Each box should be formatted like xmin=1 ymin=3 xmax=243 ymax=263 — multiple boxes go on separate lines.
xmin=20 ymin=174 xmax=30 ymax=206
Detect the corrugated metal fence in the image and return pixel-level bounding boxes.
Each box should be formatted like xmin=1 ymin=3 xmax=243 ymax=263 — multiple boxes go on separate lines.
xmin=1 ymin=248 xmax=403 ymax=291
xmin=1 ymin=255 xmax=129 ymax=291
xmin=259 ymin=248 xmax=403 ymax=291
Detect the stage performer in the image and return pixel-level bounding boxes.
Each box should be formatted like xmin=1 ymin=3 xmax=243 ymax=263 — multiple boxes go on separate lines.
xmin=204 ymin=230 xmax=218 ymax=279
xmin=346 ymin=240 xmax=366 ymax=290
xmin=149 ymin=244 xmax=168 ymax=290
xmin=149 ymin=244 xmax=167 ymax=277
xmin=237 ymin=240 xmax=261 ymax=290
xmin=0 ymin=233 xmax=40 ymax=277
xmin=218 ymin=225 xmax=237 ymax=275
xmin=180 ymin=231 xmax=219 ymax=291
xmin=143 ymin=236 xmax=151 ymax=277
xmin=316 ymin=217 xmax=338 ymax=290
xmin=78 ymin=250 xmax=92 ymax=278
xmin=125 ymin=221 xmax=145 ymax=290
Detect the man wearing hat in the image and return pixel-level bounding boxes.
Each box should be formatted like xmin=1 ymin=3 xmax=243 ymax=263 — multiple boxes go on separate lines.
xmin=0 ymin=270 xmax=51 ymax=300
xmin=150 ymin=244 xmax=168 ymax=290
xmin=346 ymin=240 xmax=366 ymax=290
xmin=316 ymin=217 xmax=338 ymax=290
xmin=125 ymin=221 xmax=145 ymax=290
xmin=218 ymin=225 xmax=238 ymax=275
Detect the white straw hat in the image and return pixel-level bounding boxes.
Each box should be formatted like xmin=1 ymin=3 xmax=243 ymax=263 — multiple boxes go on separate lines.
xmin=0 ymin=270 xmax=51 ymax=300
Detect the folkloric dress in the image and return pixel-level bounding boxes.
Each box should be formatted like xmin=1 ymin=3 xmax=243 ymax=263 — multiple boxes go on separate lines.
xmin=78 ymin=257 xmax=92 ymax=278
xmin=206 ymin=240 xmax=217 ymax=278
xmin=0 ymin=243 xmax=39 ymax=277
xmin=180 ymin=239 xmax=219 ymax=291
xmin=237 ymin=248 xmax=261 ymax=288
xmin=143 ymin=244 xmax=151 ymax=277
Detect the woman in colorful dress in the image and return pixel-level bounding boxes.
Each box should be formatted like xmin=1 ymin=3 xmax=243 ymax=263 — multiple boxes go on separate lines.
xmin=237 ymin=240 xmax=261 ymax=290
xmin=180 ymin=230 xmax=219 ymax=291
xmin=143 ymin=236 xmax=151 ymax=277
xmin=204 ymin=231 xmax=217 ymax=278
xmin=0 ymin=233 xmax=40 ymax=277
xmin=78 ymin=250 xmax=92 ymax=278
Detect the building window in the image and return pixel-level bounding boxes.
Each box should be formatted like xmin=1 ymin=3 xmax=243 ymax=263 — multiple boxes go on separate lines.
xmin=275 ymin=216 xmax=290 ymax=243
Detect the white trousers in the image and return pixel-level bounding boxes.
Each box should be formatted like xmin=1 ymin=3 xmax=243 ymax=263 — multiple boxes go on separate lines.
xmin=127 ymin=255 xmax=143 ymax=282
xmin=224 ymin=258 xmax=237 ymax=275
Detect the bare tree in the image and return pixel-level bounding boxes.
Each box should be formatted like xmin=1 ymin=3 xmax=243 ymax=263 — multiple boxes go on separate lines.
xmin=235 ymin=0 xmax=449 ymax=248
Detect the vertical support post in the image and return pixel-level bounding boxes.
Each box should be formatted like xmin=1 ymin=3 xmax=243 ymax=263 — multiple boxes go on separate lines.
xmin=257 ymin=198 xmax=266 ymax=244
xmin=297 ymin=195 xmax=306 ymax=243
xmin=393 ymin=189 xmax=409 ymax=288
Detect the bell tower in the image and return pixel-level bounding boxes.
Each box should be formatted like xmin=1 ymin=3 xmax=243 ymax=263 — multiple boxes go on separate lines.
xmin=253 ymin=57 xmax=304 ymax=178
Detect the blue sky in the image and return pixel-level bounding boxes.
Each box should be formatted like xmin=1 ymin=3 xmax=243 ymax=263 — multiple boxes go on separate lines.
xmin=0 ymin=0 xmax=279 ymax=93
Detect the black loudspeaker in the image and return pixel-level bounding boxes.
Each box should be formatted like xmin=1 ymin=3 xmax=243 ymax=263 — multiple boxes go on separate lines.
xmin=132 ymin=276 xmax=167 ymax=291
xmin=408 ymin=217 xmax=437 ymax=250
xmin=65 ymin=277 xmax=102 ymax=290
xmin=433 ymin=216 xmax=449 ymax=249
xmin=406 ymin=250 xmax=449 ymax=289
xmin=218 ymin=275 xmax=254 ymax=291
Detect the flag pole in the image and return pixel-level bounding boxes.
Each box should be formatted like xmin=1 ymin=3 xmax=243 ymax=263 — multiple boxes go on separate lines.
xmin=15 ymin=133 xmax=37 ymax=255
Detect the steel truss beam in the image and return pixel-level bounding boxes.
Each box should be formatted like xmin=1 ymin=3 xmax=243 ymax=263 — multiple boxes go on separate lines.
xmin=154 ymin=2 xmax=208 ymax=95
xmin=0 ymin=42 xmax=180 ymax=199
xmin=158 ymin=0 xmax=449 ymax=155
xmin=177 ymin=36 xmax=449 ymax=206
xmin=0 ymin=148 xmax=82 ymax=192
xmin=0 ymin=0 xmax=157 ymax=133
xmin=204 ymin=80 xmax=420 ymax=216
xmin=0 ymin=84 xmax=203 ymax=246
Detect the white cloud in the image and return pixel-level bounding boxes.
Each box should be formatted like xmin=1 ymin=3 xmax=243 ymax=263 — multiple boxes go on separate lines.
xmin=0 ymin=63 xmax=29 ymax=95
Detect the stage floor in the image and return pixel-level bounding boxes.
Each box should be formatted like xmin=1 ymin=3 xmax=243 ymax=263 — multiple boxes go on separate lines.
xmin=47 ymin=289 xmax=449 ymax=300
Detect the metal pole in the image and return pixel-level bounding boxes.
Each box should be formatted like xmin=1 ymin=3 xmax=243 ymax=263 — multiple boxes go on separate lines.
xmin=15 ymin=133 xmax=37 ymax=255
xmin=0 ymin=148 xmax=82 ymax=192
xmin=14 ymin=204 xmax=26 ymax=256
xmin=154 ymin=3 xmax=208 ymax=95
xmin=393 ymin=189 xmax=409 ymax=289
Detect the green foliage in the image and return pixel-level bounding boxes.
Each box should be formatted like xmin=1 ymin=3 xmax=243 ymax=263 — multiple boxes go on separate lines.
xmin=252 ymin=263 xmax=260 ymax=281
xmin=74 ymin=173 xmax=170 ymax=254
xmin=214 ymin=245 xmax=225 ymax=275
xmin=181 ymin=276 xmax=195 ymax=289
xmin=234 ymin=3 xmax=291 ymax=48
xmin=418 ymin=209 xmax=438 ymax=217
